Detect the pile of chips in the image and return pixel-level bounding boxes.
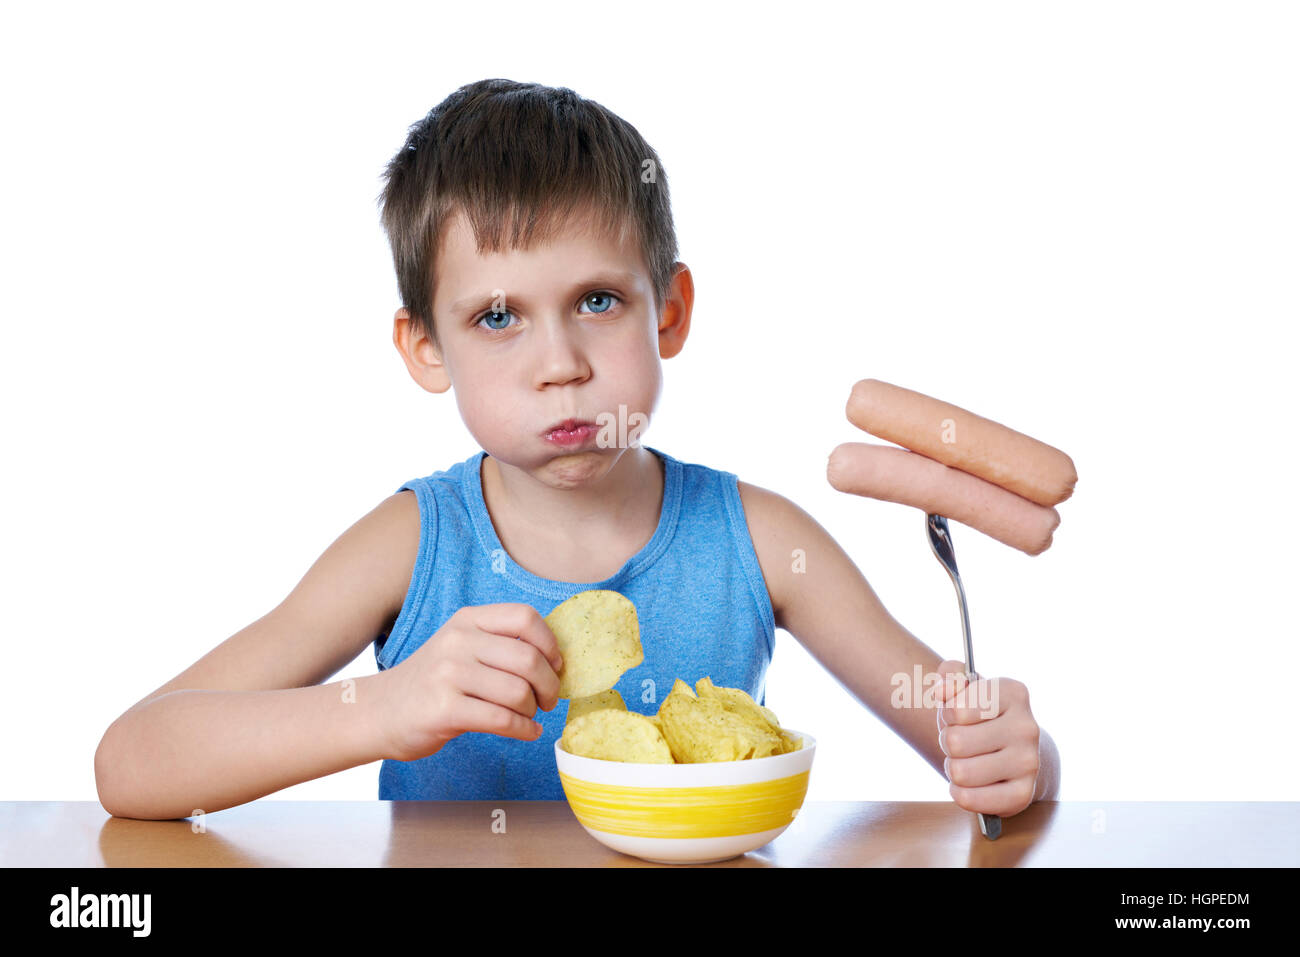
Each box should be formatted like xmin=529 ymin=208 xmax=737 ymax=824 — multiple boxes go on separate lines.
xmin=545 ymin=589 xmax=802 ymax=764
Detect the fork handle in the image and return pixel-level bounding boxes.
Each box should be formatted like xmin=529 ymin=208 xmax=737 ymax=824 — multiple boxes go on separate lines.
xmin=978 ymin=812 xmax=1002 ymax=839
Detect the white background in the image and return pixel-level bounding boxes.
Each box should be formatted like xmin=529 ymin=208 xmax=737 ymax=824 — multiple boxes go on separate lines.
xmin=2 ymin=1 xmax=1295 ymax=806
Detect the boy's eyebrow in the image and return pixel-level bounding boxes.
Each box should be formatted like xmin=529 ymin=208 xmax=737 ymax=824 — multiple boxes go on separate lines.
xmin=446 ymin=272 xmax=642 ymax=315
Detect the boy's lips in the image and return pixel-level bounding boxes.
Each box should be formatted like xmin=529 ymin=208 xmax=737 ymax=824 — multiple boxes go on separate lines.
xmin=542 ymin=418 xmax=598 ymax=447
xmin=542 ymin=417 xmax=596 ymax=436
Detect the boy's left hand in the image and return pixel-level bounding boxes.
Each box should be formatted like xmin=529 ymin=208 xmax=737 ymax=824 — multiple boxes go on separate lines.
xmin=934 ymin=659 xmax=1041 ymax=818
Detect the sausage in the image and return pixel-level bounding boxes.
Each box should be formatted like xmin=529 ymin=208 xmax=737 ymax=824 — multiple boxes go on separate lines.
xmin=826 ymin=442 xmax=1061 ymax=556
xmin=845 ymin=379 xmax=1077 ymax=508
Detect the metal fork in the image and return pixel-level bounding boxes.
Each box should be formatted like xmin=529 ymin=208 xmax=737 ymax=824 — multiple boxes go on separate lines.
xmin=926 ymin=513 xmax=1002 ymax=840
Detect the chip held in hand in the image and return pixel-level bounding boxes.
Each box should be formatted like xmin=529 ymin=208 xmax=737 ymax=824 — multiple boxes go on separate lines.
xmin=545 ymin=589 xmax=644 ymax=699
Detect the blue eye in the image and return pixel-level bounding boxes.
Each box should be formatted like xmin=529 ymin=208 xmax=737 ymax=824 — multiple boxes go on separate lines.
xmin=580 ymin=292 xmax=619 ymax=314
xmin=475 ymin=309 xmax=515 ymax=332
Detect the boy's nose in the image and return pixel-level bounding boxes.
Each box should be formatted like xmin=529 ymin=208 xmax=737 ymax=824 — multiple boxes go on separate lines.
xmin=532 ymin=321 xmax=591 ymax=387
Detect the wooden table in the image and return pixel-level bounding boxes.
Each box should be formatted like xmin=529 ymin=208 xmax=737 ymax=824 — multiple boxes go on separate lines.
xmin=3 ymin=801 xmax=1297 ymax=867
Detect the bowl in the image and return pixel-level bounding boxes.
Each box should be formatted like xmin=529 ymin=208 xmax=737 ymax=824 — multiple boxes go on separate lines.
xmin=554 ymin=730 xmax=816 ymax=864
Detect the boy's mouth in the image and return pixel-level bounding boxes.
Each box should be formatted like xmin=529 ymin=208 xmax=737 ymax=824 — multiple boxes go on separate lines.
xmin=542 ymin=418 xmax=598 ymax=446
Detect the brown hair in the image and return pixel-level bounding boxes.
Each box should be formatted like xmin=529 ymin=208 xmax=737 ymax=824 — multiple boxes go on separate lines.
xmin=377 ymin=78 xmax=678 ymax=351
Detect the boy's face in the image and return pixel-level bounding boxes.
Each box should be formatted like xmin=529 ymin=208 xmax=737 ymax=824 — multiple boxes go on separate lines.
xmin=394 ymin=206 xmax=692 ymax=489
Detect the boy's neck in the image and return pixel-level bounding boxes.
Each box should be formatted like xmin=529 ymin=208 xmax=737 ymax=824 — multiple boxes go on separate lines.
xmin=480 ymin=446 xmax=665 ymax=578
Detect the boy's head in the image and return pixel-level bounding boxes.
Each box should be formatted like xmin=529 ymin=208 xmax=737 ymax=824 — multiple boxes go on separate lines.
xmin=377 ymin=79 xmax=693 ymax=479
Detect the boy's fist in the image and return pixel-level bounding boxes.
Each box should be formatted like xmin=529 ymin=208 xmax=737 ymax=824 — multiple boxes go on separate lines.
xmin=934 ymin=659 xmax=1041 ymax=818
xmin=377 ymin=604 xmax=564 ymax=763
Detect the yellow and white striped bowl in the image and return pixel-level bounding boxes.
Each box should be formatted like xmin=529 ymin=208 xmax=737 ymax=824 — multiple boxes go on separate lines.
xmin=554 ymin=731 xmax=815 ymax=863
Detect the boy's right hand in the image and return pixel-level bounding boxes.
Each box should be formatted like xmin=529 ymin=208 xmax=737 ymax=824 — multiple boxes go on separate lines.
xmin=376 ymin=604 xmax=564 ymax=762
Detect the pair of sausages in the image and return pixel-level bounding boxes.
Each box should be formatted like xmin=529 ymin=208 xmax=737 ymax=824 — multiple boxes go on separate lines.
xmin=827 ymin=380 xmax=1077 ymax=555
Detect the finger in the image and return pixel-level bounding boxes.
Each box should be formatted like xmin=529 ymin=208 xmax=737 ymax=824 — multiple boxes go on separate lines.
xmin=944 ymin=744 xmax=1039 ymax=790
xmin=461 ymin=603 xmax=564 ymax=674
xmin=949 ymin=776 xmax=1036 ymax=816
xmin=935 ymin=660 xmax=968 ymax=706
xmin=450 ymin=694 xmax=544 ymax=742
xmin=933 ymin=660 xmax=965 ymax=730
xmin=939 ymin=716 xmax=1006 ymax=759
xmin=472 ymin=631 xmax=562 ymax=711
xmin=940 ymin=677 xmax=1004 ymax=725
xmin=456 ymin=656 xmax=541 ymax=719
xmin=506 ymin=600 xmax=564 ymax=670
xmin=936 ymin=659 xmax=968 ymax=680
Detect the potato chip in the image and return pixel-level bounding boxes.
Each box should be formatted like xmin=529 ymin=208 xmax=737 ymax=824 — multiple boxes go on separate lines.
xmin=565 ymin=689 xmax=626 ymax=726
xmin=696 ymin=676 xmax=775 ymax=727
xmin=560 ymin=709 xmax=673 ymax=763
xmin=692 ymin=677 xmax=804 ymax=754
xmin=668 ymin=678 xmax=695 ymax=700
xmin=545 ymin=590 xmax=643 ymax=699
xmin=660 ymin=701 xmax=781 ymax=762
xmin=656 ymin=677 xmax=785 ymax=762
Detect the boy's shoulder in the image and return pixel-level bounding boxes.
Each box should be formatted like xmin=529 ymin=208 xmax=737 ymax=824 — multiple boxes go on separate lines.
xmin=734 ymin=479 xmax=825 ymax=633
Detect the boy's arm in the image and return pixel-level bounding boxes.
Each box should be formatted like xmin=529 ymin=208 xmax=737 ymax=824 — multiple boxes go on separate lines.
xmin=94 ymin=491 xmax=420 ymax=820
xmin=738 ymin=481 xmax=1058 ymax=810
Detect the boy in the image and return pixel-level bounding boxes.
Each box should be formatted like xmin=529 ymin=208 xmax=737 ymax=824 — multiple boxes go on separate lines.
xmin=95 ymin=78 xmax=1059 ymax=819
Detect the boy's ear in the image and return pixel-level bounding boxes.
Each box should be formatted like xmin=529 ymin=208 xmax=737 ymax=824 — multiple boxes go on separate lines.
xmin=393 ymin=307 xmax=452 ymax=394
xmin=657 ymin=262 xmax=694 ymax=359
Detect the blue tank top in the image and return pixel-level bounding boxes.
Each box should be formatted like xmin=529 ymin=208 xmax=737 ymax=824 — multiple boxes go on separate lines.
xmin=372 ymin=446 xmax=776 ymax=799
